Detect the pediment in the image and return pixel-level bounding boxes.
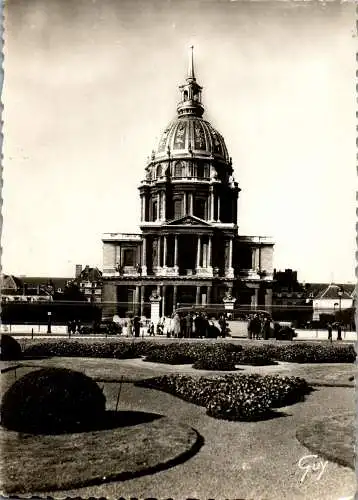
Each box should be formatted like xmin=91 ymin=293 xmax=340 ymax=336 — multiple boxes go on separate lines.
xmin=166 ymin=215 xmax=212 ymax=227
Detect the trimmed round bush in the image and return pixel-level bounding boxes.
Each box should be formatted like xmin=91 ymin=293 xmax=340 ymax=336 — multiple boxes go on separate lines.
xmin=1 ymin=335 xmax=22 ymax=361
xmin=1 ymin=368 xmax=106 ymax=434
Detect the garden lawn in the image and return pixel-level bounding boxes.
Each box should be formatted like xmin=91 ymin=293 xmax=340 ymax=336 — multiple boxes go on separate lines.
xmin=41 ymin=381 xmax=356 ymax=500
xmin=17 ymin=356 xmax=358 ymax=387
xmin=296 ymin=411 xmax=355 ymax=470
xmin=1 ymin=413 xmax=200 ymax=494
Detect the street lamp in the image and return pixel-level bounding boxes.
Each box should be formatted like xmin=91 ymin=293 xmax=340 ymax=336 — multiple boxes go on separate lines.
xmin=337 ymin=288 xmax=343 ymax=340
xmin=47 ymin=311 xmax=52 ymax=334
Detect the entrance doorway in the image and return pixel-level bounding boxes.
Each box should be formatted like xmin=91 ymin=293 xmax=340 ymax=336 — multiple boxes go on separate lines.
xmin=178 ymin=235 xmax=197 ymax=276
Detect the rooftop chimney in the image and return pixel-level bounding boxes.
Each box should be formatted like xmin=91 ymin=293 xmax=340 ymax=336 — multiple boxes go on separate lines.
xmin=75 ymin=264 xmax=82 ymax=278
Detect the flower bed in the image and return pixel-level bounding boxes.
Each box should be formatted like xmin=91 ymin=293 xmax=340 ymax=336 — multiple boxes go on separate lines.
xmin=235 ymin=346 xmax=277 ymax=366
xmin=136 ymin=373 xmax=312 ymax=421
xmin=262 ymin=343 xmax=356 ymax=364
xmin=22 ymin=340 xmax=356 ymax=365
xmin=144 ymin=342 xmax=242 ymax=367
xmin=23 ymin=341 xmax=140 ymax=359
xmin=192 ymin=344 xmax=237 ymax=371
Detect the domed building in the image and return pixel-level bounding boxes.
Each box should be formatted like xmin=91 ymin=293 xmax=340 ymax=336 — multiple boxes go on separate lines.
xmin=102 ymin=48 xmax=274 ymax=320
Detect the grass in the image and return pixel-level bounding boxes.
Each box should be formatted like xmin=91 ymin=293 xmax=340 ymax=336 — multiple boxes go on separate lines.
xmin=296 ymin=411 xmax=355 ymax=469
xmin=0 ymin=411 xmax=201 ymax=494
xmin=14 ymin=356 xmax=357 ymax=387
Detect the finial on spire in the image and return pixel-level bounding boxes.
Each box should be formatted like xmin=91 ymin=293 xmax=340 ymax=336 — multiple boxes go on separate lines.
xmin=188 ymin=45 xmax=195 ymax=81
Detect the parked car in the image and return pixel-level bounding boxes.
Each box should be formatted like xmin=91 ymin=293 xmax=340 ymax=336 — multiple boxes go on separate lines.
xmin=273 ymin=321 xmax=297 ymax=341
xmin=80 ymin=321 xmax=122 ymax=335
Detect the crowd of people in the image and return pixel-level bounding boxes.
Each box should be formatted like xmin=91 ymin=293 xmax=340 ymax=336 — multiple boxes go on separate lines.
xmin=247 ymin=313 xmax=271 ymax=340
xmin=327 ymin=322 xmax=343 ymax=341
xmin=122 ymin=312 xmax=230 ymax=339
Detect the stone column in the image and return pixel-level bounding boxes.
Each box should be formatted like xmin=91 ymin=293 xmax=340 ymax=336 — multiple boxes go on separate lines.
xmin=174 ymin=235 xmax=179 ymax=273
xmin=157 ymin=192 xmax=160 ymax=221
xmin=196 ymin=236 xmax=202 ymax=269
xmin=251 ymin=287 xmax=259 ymax=311
xmin=207 ymin=285 xmax=212 ymax=305
xmin=232 ymin=197 xmax=237 ymax=224
xmin=162 ymin=285 xmax=166 ymax=316
xmin=208 ymin=235 xmax=212 ymax=268
xmin=173 ymin=285 xmax=178 ymax=312
xmin=162 ymin=191 xmax=166 ymax=221
xmin=210 ymin=187 xmax=215 ymax=222
xmin=140 ymin=195 xmax=144 ymax=222
xmin=163 ymin=235 xmax=168 ymax=268
xmin=189 ymin=193 xmax=193 ymax=216
xmin=157 ymin=236 xmax=161 ymax=267
xmin=252 ymin=247 xmax=260 ymax=271
xmin=265 ymin=288 xmax=273 ymax=315
xmin=183 ymin=193 xmax=187 ymax=216
xmin=140 ymin=285 xmax=145 ymax=316
xmin=134 ymin=285 xmax=140 ymax=316
xmin=196 ymin=285 xmax=201 ymax=306
xmin=217 ymin=194 xmax=221 ymax=222
xmin=226 ymin=238 xmax=234 ymax=278
xmin=141 ymin=236 xmax=147 ymax=276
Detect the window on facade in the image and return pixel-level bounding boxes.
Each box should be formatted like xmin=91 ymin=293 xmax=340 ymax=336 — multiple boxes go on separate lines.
xmin=157 ymin=164 xmax=162 ymax=178
xmin=194 ymin=198 xmax=206 ymax=219
xmin=152 ymin=201 xmax=157 ymax=221
xmin=197 ymin=164 xmax=204 ymax=178
xmin=183 ymin=90 xmax=188 ymax=101
xmin=174 ymin=162 xmax=183 ymax=178
xmin=174 ymin=199 xmax=182 ymax=219
xmin=123 ymin=249 xmax=135 ymax=267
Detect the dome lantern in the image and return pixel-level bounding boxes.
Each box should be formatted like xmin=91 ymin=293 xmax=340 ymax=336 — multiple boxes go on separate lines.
xmin=177 ymin=46 xmax=204 ymax=118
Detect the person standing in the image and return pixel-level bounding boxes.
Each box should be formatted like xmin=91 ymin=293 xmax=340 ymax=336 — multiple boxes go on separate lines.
xmin=247 ymin=316 xmax=253 ymax=339
xmin=192 ymin=313 xmax=197 ymax=337
xmin=173 ymin=312 xmax=181 ymax=338
xmin=219 ymin=314 xmax=227 ymax=338
xmin=127 ymin=316 xmax=133 ymax=337
xmin=202 ymin=314 xmax=209 ymax=338
xmin=327 ymin=323 xmax=333 ymax=341
xmin=185 ymin=313 xmax=193 ymax=338
xmin=133 ymin=316 xmax=140 ymax=337
xmin=263 ymin=317 xmax=271 ymax=340
xmin=337 ymin=322 xmax=342 ymax=341
xmin=194 ymin=313 xmax=202 ymax=338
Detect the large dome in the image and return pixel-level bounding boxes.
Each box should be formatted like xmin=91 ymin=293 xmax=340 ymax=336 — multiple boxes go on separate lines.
xmin=153 ymin=116 xmax=230 ymax=164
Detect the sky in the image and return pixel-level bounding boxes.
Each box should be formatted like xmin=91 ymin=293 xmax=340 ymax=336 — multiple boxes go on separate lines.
xmin=2 ymin=0 xmax=356 ymax=283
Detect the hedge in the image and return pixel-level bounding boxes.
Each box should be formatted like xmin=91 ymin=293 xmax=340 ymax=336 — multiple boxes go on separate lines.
xmin=21 ymin=340 xmax=356 ymax=365
xmin=1 ymin=335 xmax=22 ymax=361
xmin=136 ymin=373 xmax=312 ymax=421
xmin=1 ymin=367 xmax=106 ymax=434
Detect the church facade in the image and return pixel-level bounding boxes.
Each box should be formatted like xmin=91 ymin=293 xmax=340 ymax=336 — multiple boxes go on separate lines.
xmin=101 ymin=49 xmax=274 ymax=319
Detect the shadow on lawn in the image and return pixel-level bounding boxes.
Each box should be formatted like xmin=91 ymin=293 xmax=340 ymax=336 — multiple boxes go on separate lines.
xmin=91 ymin=410 xmax=163 ymax=431
xmin=9 ymin=410 xmax=164 ymax=436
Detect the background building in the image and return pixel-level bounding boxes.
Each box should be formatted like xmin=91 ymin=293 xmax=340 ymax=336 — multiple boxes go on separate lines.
xmin=74 ymin=265 xmax=103 ymax=304
xmin=102 ymin=50 xmax=275 ymax=320
xmin=311 ymin=283 xmax=354 ymax=322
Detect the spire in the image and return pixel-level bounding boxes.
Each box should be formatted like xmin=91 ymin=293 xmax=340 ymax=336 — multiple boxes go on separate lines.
xmin=188 ymin=45 xmax=195 ymax=81
xmin=177 ymin=46 xmax=204 ymax=117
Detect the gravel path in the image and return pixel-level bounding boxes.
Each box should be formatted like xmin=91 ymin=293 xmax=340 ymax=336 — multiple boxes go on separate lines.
xmin=43 ymin=383 xmax=356 ymax=500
